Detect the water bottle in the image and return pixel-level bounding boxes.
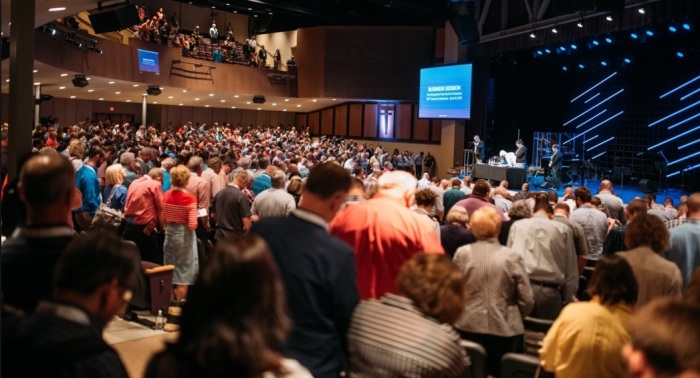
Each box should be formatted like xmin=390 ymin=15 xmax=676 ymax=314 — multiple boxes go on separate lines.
xmin=154 ymin=310 xmax=164 ymax=330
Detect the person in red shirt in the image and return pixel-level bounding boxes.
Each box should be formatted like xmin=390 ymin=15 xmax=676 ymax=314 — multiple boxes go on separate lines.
xmin=162 ymin=165 xmax=198 ymax=303
xmin=330 ymin=170 xmax=444 ymax=299
xmin=123 ymin=168 xmax=165 ymax=263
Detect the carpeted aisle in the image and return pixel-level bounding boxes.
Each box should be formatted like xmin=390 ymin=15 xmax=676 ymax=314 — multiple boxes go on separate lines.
xmin=111 ymin=332 xmax=178 ymax=378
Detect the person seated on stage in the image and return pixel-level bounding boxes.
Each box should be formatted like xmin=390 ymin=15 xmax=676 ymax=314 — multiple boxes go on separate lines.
xmin=498 ymin=150 xmax=517 ymax=167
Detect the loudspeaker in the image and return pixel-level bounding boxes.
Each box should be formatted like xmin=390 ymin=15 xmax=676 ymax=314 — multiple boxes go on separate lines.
xmin=639 ymin=179 xmax=658 ymax=193
xmin=88 ymin=5 xmax=140 ymax=34
xmin=146 ymin=85 xmax=161 ymax=96
xmin=72 ymin=75 xmax=89 ymax=88
xmin=449 ymin=15 xmax=480 ymax=46
xmin=253 ymin=95 xmax=266 ymax=104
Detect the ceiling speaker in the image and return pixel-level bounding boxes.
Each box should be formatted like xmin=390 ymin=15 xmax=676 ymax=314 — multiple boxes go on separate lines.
xmin=146 ymin=85 xmax=162 ymax=96
xmin=253 ymin=95 xmax=266 ymax=104
xmin=72 ymin=75 xmax=89 ymax=88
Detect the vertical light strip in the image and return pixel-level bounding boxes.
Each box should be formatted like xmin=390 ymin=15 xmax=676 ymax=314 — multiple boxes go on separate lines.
xmin=648 ymin=99 xmax=700 ymax=127
xmin=668 ymin=112 xmax=700 ymax=130
xmin=575 ymin=109 xmax=607 ymax=129
xmin=564 ymin=89 xmax=624 ymax=126
xmin=586 ymin=136 xmax=615 ymax=151
xmin=583 ymin=135 xmax=600 ymax=144
xmin=679 ymin=138 xmax=700 ymax=149
xmin=565 ymin=111 xmax=624 ymax=143
xmin=571 ymin=72 xmax=618 ymax=103
xmin=659 ymin=75 xmax=700 ymax=99
xmin=584 ymin=93 xmax=601 ymax=104
xmin=647 ymin=125 xmax=700 ymax=150
xmin=668 ymin=150 xmax=700 ymax=166
xmin=680 ymin=87 xmax=700 ymax=101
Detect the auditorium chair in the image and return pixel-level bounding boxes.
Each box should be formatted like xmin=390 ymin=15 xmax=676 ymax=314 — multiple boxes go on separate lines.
xmin=123 ymin=241 xmax=174 ymax=315
xmin=523 ymin=317 xmax=554 ymax=356
xmin=501 ymin=353 xmax=554 ymax=378
xmin=459 ymin=339 xmax=487 ymax=378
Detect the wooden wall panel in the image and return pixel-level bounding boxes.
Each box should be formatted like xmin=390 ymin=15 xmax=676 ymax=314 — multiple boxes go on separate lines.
xmin=255 ymin=110 xmax=270 ymax=126
xmin=348 ymin=104 xmax=363 ymax=137
xmin=192 ymin=107 xmax=211 ymax=127
xmin=296 ymin=114 xmax=307 ymax=129
xmin=181 ymin=106 xmax=193 ymax=125
xmin=167 ymin=105 xmax=181 ymax=127
xmin=321 ymin=108 xmax=334 ymax=135
xmin=241 ymin=110 xmax=255 ymax=127
xmin=76 ymin=100 xmax=93 ymax=125
xmin=395 ymin=104 xmax=412 ymax=140
xmin=334 ymin=105 xmax=348 ymax=137
xmin=308 ymin=112 xmax=320 ymax=135
xmin=432 ymin=120 xmax=442 ymax=142
xmin=212 ymin=108 xmax=227 ymax=125
xmin=63 ymin=99 xmax=77 ymax=127
xmin=269 ymin=111 xmax=280 ymax=127
xmin=363 ymin=104 xmax=378 ymax=138
xmin=413 ymin=113 xmax=430 ymax=141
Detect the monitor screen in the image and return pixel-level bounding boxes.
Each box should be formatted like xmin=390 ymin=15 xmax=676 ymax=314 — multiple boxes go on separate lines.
xmin=137 ymin=49 xmax=159 ymax=74
xmin=418 ymin=64 xmax=472 ymax=119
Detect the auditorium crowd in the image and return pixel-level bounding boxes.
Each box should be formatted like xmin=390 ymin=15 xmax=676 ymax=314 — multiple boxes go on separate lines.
xmin=1 ymin=118 xmax=699 ymax=378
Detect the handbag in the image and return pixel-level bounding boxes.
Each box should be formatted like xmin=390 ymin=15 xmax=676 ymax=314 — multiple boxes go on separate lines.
xmin=91 ymin=186 xmax=124 ymax=231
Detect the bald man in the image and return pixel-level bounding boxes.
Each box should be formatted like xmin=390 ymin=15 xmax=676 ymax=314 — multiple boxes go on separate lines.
xmin=595 ymin=180 xmax=626 ymax=224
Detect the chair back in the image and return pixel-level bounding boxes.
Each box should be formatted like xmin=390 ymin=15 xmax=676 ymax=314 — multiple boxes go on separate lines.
xmin=501 ymin=353 xmax=554 ymax=378
xmin=523 ymin=317 xmax=554 ymax=356
xmin=459 ymin=339 xmax=487 ymax=378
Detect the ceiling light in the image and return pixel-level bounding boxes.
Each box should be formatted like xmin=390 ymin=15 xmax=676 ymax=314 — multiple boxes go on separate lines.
xmin=638 ymin=7 xmax=645 ymax=14
xmin=86 ymin=77 xmax=91 ymax=80
xmin=59 ymin=86 xmax=66 ymax=90
xmin=99 ymin=98 xmax=104 ymax=101
xmin=231 ymin=106 xmax=236 ymax=109
xmin=195 ymin=98 xmax=200 ymax=101
xmin=87 ymin=89 xmax=94 ymax=92
xmin=133 ymin=84 xmax=139 ymax=87
xmin=606 ymin=15 xmax=613 ymax=21
xmin=312 ymin=99 xmax=317 ymax=102
xmin=153 ymin=102 xmax=158 ymax=104
xmin=283 ymin=109 xmax=287 ymax=112
xmin=234 ymin=95 xmax=239 ymax=98
xmin=60 ymin=73 xmax=68 ymax=77
xmin=220 ymin=99 xmax=226 ymax=103
xmin=551 ymin=27 xmax=558 ymax=33
xmin=209 ymin=93 xmax=214 ymax=96
xmin=182 ymin=89 xmax=187 ymax=93
xmin=115 ymin=91 xmax=121 ymax=94
xmin=70 ymin=95 xmax=76 ymax=99
xmin=168 ymin=96 xmax=174 ymax=99
xmin=33 ymin=69 xmax=38 ymax=73
xmin=669 ymin=26 xmax=677 ymax=32
xmin=34 ymin=82 xmax=41 ymax=85
xmin=296 ymin=104 xmax=301 ymax=107
xmin=205 ymin=105 xmax=210 ymax=107
xmin=126 ymin=99 xmax=131 ymax=102
xmin=246 ymin=101 xmax=251 ymax=104
xmin=332 ymin=98 xmax=337 ymax=101
xmin=179 ymin=103 xmax=184 ymax=106
xmin=284 ymin=98 xmax=289 ymax=102
xmin=109 ymin=81 xmax=115 ymax=84
xmin=530 ymin=33 xmax=536 ymax=38
xmin=272 ymin=103 xmax=276 ymax=106
xmin=49 ymin=7 xmax=66 ymax=12
xmin=257 ymin=107 xmax=261 ymax=110
xmin=577 ymin=22 xmax=583 ymax=28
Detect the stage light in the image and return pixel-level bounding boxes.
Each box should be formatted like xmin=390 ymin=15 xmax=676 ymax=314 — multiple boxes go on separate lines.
xmin=583 ymin=135 xmax=600 ymax=144
xmin=584 ymin=93 xmax=601 ymax=104
xmin=683 ymin=23 xmax=690 ymax=30
xmin=577 ymin=22 xmax=583 ymax=28
xmin=601 ymin=61 xmax=607 ymax=66
xmin=648 ymin=99 xmax=700 ymax=127
xmin=646 ymin=30 xmax=654 ymax=36
xmin=545 ymin=49 xmax=551 ymax=54
xmin=571 ymin=44 xmax=577 ymax=49
xmin=669 ymin=26 xmax=677 ymax=32
xmin=551 ymin=27 xmax=558 ymax=34
xmin=624 ymin=58 xmax=631 ymax=63
xmin=576 ymin=109 xmax=606 ymax=128
xmin=668 ymin=150 xmax=700 ymax=166
xmin=606 ymin=15 xmax=613 ymax=21
xmin=587 ymin=137 xmax=615 ymax=152
xmin=560 ymin=46 xmax=566 ymax=51
xmin=681 ymin=88 xmax=700 ymax=101
xmin=562 ymin=66 xmax=568 ymax=71
xmin=592 ymin=151 xmax=606 ymax=160
xmin=536 ymin=50 xmax=543 ymax=55
xmin=566 ymin=111 xmax=624 ymax=143
xmin=679 ymin=138 xmax=700 ymax=150
xmin=50 ymin=28 xmax=56 ymax=36
xmin=530 ymin=33 xmax=536 ymax=39
xmin=579 ymin=64 xmax=585 ymax=69
xmin=592 ymin=40 xmax=599 ymax=46
xmin=571 ymin=72 xmax=618 ymax=103
xmin=668 ymin=112 xmax=700 ymax=129
xmin=660 ymin=76 xmax=700 ymax=99
xmin=631 ymin=33 xmax=638 ymax=39
xmin=565 ymin=90 xmax=624 ymax=126
xmin=605 ymin=38 xmax=612 ymax=43
xmin=677 ymin=52 xmax=685 ymax=58
xmin=638 ymin=7 xmax=645 ymax=14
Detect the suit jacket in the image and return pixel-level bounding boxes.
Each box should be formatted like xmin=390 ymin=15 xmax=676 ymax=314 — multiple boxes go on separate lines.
xmin=618 ymin=247 xmax=682 ymax=308
xmin=515 ymin=146 xmax=527 ymax=163
xmin=550 ymin=151 xmax=561 ymax=168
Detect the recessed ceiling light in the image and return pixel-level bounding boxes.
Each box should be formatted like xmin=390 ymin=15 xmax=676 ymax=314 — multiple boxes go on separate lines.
xmin=34 ymin=82 xmax=41 ymax=85
xmin=153 ymin=101 xmax=158 ymax=104
xmin=257 ymin=107 xmax=261 ymax=110
xmin=159 ymin=87 xmax=164 ymax=90
xmin=87 ymin=89 xmax=94 ymax=92
xmin=59 ymin=86 xmax=66 ymax=89
xmin=231 ymin=106 xmax=236 ymax=109
xmin=115 ymin=91 xmax=121 ymax=94
xmin=195 ymin=98 xmax=200 ymax=101
xmin=182 ymin=89 xmax=187 ymax=93
xmin=126 ymin=100 xmax=131 ymax=102
xmin=606 ymin=15 xmax=613 ymax=21
xmin=33 ymin=70 xmax=38 ymax=73
xmin=142 ymin=93 xmax=148 ymax=96
xmin=99 ymin=98 xmax=104 ymax=101
xmin=296 ymin=104 xmax=301 ymax=107
xmin=283 ymin=109 xmax=287 ymax=112
xmin=332 ymin=98 xmax=337 ymax=101
xmin=70 ymin=95 xmax=76 ymax=99
xmin=179 ymin=103 xmax=184 ymax=106
xmin=209 ymin=93 xmax=214 ymax=97
xmin=205 ymin=105 xmax=210 ymax=107
xmin=312 ymin=99 xmax=317 ymax=102
xmin=108 ymin=81 xmax=115 ymax=84
xmin=168 ymin=96 xmax=174 ymax=99
xmin=234 ymin=95 xmax=239 ymax=98
xmin=220 ymin=99 xmax=226 ymax=103
xmin=49 ymin=7 xmax=67 ymax=12
xmin=284 ymin=98 xmax=289 ymax=102
xmin=86 ymin=77 xmax=91 ymax=80
xmin=272 ymin=103 xmax=276 ymax=106
xmin=133 ymin=84 xmax=139 ymax=87
xmin=60 ymin=73 xmax=68 ymax=77
xmin=246 ymin=101 xmax=251 ymax=104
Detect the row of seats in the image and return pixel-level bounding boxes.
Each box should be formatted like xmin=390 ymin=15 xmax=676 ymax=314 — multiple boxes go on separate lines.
xmin=462 ymin=340 xmax=554 ymax=378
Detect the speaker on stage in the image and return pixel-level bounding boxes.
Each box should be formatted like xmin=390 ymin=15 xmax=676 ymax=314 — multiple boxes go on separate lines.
xmin=88 ymin=5 xmax=140 ymax=34
xmin=639 ymin=179 xmax=658 ymax=193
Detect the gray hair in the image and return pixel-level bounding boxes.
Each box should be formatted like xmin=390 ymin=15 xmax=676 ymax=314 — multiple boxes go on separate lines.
xmin=187 ymin=156 xmax=204 ymax=171
xmin=119 ymin=152 xmax=135 ymax=166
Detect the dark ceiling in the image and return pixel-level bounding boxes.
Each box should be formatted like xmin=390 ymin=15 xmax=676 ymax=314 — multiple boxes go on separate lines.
xmin=173 ymin=0 xmax=455 ymax=33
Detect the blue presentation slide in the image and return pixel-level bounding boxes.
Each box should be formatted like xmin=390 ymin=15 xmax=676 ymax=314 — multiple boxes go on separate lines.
xmin=418 ymin=64 xmax=472 ymax=119
xmin=138 ymin=49 xmax=160 ymax=74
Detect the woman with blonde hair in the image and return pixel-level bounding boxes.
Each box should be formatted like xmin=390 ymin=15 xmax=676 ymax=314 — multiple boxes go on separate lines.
xmin=67 ymin=139 xmax=85 ymax=172
xmin=162 ymin=165 xmax=198 ymax=308
xmin=102 ymin=163 xmax=128 ymax=211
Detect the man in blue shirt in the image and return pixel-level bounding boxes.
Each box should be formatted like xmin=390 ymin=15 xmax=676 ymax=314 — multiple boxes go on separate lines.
xmin=74 ymin=146 xmax=105 ymax=231
xmin=668 ymin=193 xmax=700 ymax=290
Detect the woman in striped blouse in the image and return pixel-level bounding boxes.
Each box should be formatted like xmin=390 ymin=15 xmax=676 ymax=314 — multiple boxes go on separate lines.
xmin=163 ymin=165 xmax=199 ymax=303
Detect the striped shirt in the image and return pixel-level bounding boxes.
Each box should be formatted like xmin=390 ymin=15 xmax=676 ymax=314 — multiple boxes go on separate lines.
xmin=162 ymin=189 xmax=198 ymax=230
xmin=348 ymin=293 xmax=468 ymax=377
